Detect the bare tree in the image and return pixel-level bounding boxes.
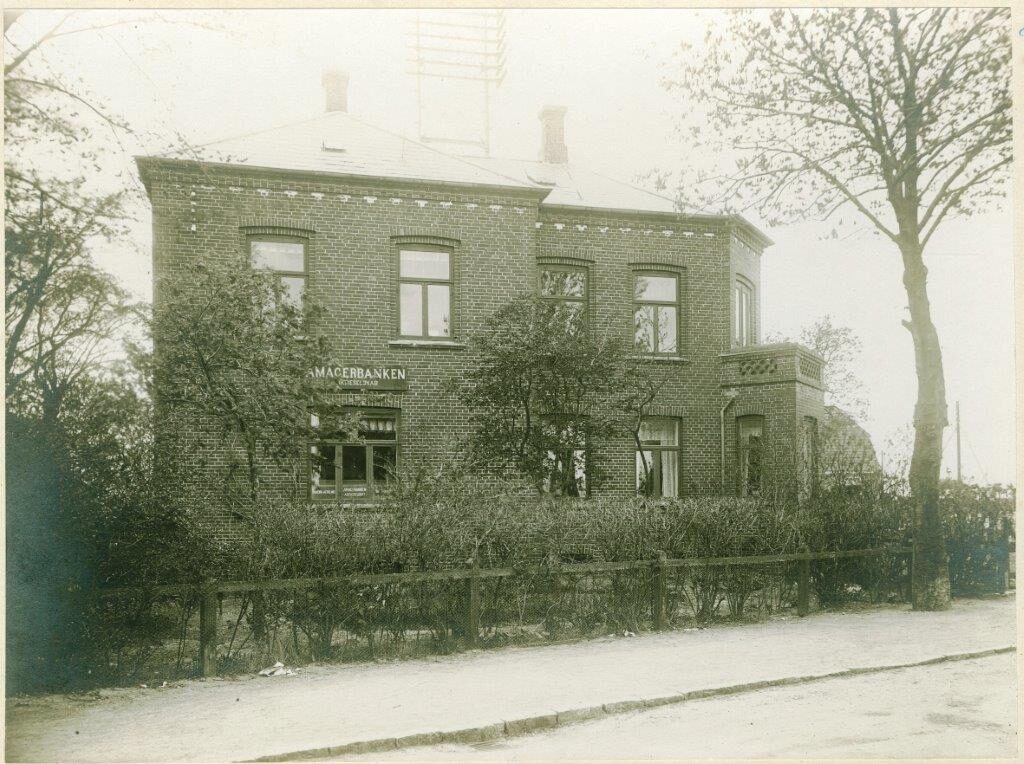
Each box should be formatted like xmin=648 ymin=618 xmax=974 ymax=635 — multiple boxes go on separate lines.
xmin=666 ymin=8 xmax=1010 ymax=610
xmin=768 ymin=315 xmax=869 ymax=420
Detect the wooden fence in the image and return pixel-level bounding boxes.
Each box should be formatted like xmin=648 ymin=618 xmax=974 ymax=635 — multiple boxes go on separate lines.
xmin=95 ymin=545 xmax=913 ymax=677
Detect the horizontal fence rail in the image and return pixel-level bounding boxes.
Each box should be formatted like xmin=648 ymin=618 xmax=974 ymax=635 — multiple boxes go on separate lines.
xmin=88 ymin=545 xmax=913 ymax=677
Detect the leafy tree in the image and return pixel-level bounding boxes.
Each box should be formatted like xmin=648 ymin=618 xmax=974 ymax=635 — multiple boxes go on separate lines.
xmin=768 ymin=315 xmax=869 ymax=420
xmin=152 ymin=260 xmax=354 ymax=513
xmin=460 ymin=296 xmax=628 ymax=496
xmin=665 ymin=8 xmax=1010 ymax=609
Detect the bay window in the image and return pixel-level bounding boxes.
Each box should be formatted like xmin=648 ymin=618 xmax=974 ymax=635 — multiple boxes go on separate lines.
xmin=734 ymin=277 xmax=755 ymax=347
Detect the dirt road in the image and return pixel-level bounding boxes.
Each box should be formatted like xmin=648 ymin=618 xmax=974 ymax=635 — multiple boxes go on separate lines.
xmin=338 ymin=652 xmax=1016 ymax=760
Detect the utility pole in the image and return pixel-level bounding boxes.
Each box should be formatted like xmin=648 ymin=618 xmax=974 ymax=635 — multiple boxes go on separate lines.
xmin=955 ymin=400 xmax=962 ymax=482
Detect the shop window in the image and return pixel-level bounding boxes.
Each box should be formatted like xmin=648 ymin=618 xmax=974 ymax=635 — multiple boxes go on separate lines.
xmin=737 ymin=415 xmax=764 ymax=497
xmin=539 ymin=266 xmax=587 ymax=332
xmin=634 ymin=272 xmax=678 ymax=355
xmin=310 ymin=412 xmax=398 ymax=500
xmin=636 ymin=417 xmax=680 ymax=498
xmin=399 ymin=249 xmax=451 ymax=338
xmin=734 ymin=277 xmax=755 ymax=347
xmin=250 ymin=238 xmax=306 ymax=309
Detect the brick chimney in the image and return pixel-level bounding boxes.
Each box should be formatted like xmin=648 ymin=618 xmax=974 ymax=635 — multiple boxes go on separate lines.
xmin=539 ymin=105 xmax=568 ymax=164
xmin=322 ymin=69 xmax=350 ymax=113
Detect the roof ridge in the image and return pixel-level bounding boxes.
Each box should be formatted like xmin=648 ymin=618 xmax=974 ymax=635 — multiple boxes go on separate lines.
xmin=191 ymin=112 xmax=334 ymax=153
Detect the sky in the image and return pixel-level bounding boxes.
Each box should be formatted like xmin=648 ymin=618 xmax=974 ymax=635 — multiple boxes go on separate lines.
xmin=7 ymin=8 xmax=1016 ymax=484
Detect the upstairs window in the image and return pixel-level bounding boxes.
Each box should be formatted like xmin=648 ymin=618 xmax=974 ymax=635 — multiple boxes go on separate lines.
xmin=737 ymin=415 xmax=764 ymax=497
xmin=734 ymin=277 xmax=755 ymax=347
xmin=539 ymin=267 xmax=587 ymax=331
xmin=400 ymin=249 xmax=451 ymax=338
xmin=634 ymin=272 xmax=678 ymax=355
xmin=636 ymin=417 xmax=680 ymax=498
xmin=250 ymin=238 xmax=306 ymax=309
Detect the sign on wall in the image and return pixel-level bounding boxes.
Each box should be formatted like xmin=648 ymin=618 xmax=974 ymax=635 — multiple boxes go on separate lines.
xmin=309 ymin=364 xmax=409 ymax=391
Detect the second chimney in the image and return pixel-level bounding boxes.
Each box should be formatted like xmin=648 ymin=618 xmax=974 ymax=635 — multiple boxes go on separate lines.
xmin=322 ymin=69 xmax=350 ymax=113
xmin=539 ymin=105 xmax=568 ymax=164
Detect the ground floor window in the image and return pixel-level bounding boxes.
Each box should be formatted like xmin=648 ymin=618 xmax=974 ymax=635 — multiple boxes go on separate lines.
xmin=543 ymin=447 xmax=587 ymax=497
xmin=800 ymin=415 xmax=818 ymax=499
xmin=310 ymin=412 xmax=398 ymax=499
xmin=737 ymin=415 xmax=764 ymax=497
xmin=636 ymin=417 xmax=679 ymax=498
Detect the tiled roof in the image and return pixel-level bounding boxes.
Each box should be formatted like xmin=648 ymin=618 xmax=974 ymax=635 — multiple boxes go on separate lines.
xmin=158 ymin=111 xmax=532 ymax=191
xmin=466 ymin=156 xmax=679 ymax=215
xmin=146 ymin=111 xmax=769 ymax=244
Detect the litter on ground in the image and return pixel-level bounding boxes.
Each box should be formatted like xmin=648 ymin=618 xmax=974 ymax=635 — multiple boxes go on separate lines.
xmin=258 ymin=662 xmax=296 ymax=677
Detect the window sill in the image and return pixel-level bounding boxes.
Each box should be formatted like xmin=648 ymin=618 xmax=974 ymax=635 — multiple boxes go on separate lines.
xmin=630 ymin=354 xmax=690 ymax=364
xmin=388 ymin=339 xmax=466 ymax=350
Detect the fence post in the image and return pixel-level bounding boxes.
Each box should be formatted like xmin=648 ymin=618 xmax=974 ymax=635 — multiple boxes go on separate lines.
xmin=652 ymin=551 xmax=668 ymax=630
xmin=198 ymin=580 xmax=218 ymax=677
xmin=797 ymin=551 xmax=810 ymax=617
xmin=464 ymin=555 xmax=480 ymax=648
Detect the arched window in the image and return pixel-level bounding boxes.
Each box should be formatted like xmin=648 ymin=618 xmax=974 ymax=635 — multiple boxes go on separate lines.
xmin=734 ymin=276 xmax=755 ymax=347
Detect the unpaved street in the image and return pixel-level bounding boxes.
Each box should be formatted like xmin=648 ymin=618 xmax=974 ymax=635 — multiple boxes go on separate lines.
xmin=340 ymin=653 xmax=1017 ymax=760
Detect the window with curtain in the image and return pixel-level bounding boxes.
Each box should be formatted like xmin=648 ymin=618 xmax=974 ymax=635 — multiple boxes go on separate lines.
xmin=250 ymin=238 xmax=306 ymax=308
xmin=634 ymin=272 xmax=678 ymax=355
xmin=635 ymin=417 xmax=679 ymax=498
xmin=309 ymin=412 xmax=399 ymax=500
xmin=399 ymin=249 xmax=451 ymax=338
xmin=737 ymin=415 xmax=764 ymax=497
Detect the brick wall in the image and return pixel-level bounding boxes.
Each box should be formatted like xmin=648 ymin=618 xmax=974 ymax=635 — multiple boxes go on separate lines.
xmin=143 ymin=159 xmax=818 ymax=536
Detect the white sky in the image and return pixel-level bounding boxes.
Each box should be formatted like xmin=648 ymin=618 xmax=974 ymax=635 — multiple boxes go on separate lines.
xmin=7 ymin=8 xmax=1016 ymax=484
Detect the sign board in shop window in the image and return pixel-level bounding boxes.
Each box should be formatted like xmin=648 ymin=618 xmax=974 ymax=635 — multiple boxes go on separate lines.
xmin=309 ymin=364 xmax=409 ymax=391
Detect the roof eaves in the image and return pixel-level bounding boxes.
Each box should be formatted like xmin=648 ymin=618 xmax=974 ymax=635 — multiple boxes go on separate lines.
xmin=134 ymin=155 xmax=550 ymax=200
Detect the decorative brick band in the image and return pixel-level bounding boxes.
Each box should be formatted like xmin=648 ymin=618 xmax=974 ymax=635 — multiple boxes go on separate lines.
xmin=628 ymin=256 xmax=688 ymax=270
xmin=646 ymin=405 xmax=687 ymax=418
xmin=536 ymin=254 xmax=595 ymax=267
xmin=390 ymin=229 xmax=462 ymax=245
xmin=239 ymin=219 xmax=317 ymax=238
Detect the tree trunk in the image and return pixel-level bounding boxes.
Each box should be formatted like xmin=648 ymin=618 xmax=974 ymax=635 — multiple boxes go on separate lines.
xmin=901 ymin=242 xmax=951 ymax=610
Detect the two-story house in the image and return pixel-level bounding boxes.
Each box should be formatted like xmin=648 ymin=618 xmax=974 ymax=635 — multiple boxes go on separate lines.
xmin=137 ymin=71 xmax=826 ymax=537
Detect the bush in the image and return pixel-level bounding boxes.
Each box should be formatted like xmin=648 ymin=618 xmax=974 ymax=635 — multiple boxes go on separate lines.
xmin=943 ymin=481 xmax=1014 ymax=595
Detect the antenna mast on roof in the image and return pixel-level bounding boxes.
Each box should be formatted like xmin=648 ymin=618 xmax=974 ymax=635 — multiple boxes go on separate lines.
xmin=407 ymin=10 xmax=506 ymax=157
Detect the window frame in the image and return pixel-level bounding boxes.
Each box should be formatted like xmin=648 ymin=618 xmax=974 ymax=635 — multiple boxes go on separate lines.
xmin=247 ymin=234 xmax=308 ymax=309
xmin=734 ymin=276 xmax=755 ymax=347
xmin=633 ymin=270 xmax=681 ymax=356
xmin=635 ymin=416 xmax=681 ymax=498
xmin=538 ymin=265 xmax=588 ymax=329
xmin=397 ymin=245 xmax=453 ymax=340
xmin=736 ymin=414 xmax=765 ymax=497
xmin=308 ymin=409 xmax=400 ymax=502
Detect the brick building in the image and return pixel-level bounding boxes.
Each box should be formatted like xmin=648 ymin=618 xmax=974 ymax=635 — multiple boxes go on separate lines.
xmin=137 ymin=73 xmax=826 ymax=526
